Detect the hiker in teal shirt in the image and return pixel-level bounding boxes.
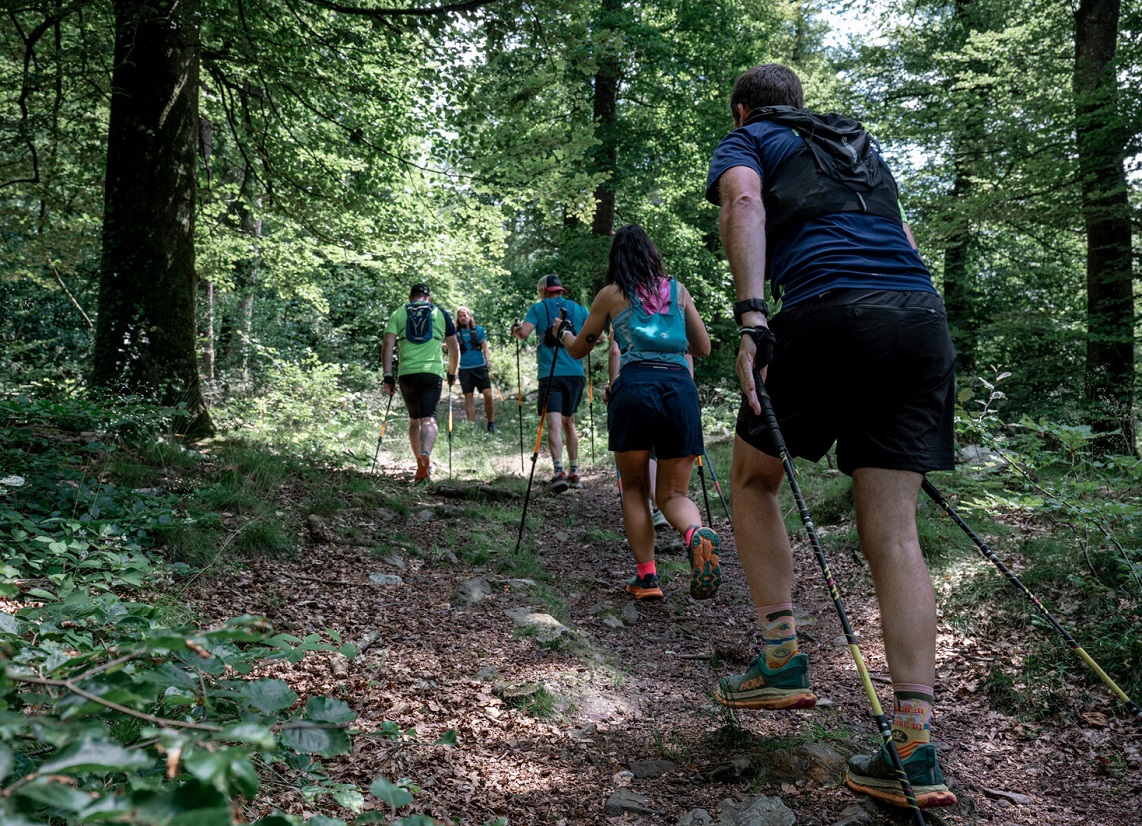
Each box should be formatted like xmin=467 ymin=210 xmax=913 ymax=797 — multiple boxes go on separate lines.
xmin=511 ymin=275 xmax=589 ymax=494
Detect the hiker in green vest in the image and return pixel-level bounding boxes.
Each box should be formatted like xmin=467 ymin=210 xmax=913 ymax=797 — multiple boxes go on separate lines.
xmin=511 ymin=275 xmax=590 ymax=494
xmin=706 ymin=63 xmax=957 ymax=809
xmin=555 ymin=225 xmax=718 ymax=603
xmin=382 ymin=284 xmax=459 ymax=482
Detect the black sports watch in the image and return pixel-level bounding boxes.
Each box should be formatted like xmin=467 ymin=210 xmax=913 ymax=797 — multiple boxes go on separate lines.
xmin=733 ymin=297 xmax=770 ymax=325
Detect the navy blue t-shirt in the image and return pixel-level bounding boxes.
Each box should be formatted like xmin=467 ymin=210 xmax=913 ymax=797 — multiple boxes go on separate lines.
xmin=706 ymin=118 xmax=936 ymax=308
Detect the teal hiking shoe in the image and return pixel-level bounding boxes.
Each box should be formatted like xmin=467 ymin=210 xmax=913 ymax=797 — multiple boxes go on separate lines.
xmin=651 ymin=507 xmax=668 ymax=530
xmin=846 ymin=742 xmax=957 ymax=809
xmin=715 ymin=652 xmax=817 ymax=710
xmin=686 ymin=526 xmax=720 ymax=599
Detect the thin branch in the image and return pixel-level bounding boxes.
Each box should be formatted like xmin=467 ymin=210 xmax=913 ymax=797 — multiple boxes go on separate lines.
xmin=303 ymin=0 xmax=505 ymax=17
xmin=47 ymin=258 xmax=94 ymax=330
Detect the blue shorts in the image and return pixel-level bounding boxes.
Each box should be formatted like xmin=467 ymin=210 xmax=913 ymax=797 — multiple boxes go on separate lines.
xmin=538 ymin=375 xmax=585 ymax=417
xmin=736 ymin=290 xmax=956 ymax=475
xmin=608 ymin=362 xmax=704 ymax=459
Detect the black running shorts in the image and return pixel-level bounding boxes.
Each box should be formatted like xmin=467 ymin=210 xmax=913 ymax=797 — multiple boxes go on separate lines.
xmin=459 ymin=365 xmax=491 ymax=394
xmin=537 ymin=375 xmax=585 ymax=417
xmin=608 ymin=362 xmax=704 ymax=459
xmin=736 ymin=290 xmax=956 ymax=475
xmin=398 ymin=372 xmax=443 ymax=420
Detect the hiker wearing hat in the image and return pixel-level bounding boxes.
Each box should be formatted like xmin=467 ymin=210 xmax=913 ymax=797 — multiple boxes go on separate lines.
xmin=453 ymin=306 xmax=497 ymax=433
xmin=706 ymin=63 xmax=957 ymax=808
xmin=554 ymin=225 xmax=717 ymax=602
xmin=510 ymin=274 xmax=590 ymax=494
xmin=382 ymin=284 xmax=460 ymax=482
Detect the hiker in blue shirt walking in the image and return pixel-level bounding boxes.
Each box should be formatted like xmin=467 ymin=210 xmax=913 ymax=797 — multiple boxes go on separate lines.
xmin=453 ymin=306 xmax=497 ymax=433
xmin=511 ymin=275 xmax=590 ymax=494
xmin=706 ymin=63 xmax=957 ymax=809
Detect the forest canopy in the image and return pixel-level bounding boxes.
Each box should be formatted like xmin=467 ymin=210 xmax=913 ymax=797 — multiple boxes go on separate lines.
xmin=1 ymin=0 xmax=1139 ymax=444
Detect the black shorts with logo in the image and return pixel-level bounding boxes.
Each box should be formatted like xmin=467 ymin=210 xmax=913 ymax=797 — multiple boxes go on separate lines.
xmin=736 ymin=290 xmax=956 ymax=475
xmin=398 ymin=372 xmax=443 ymax=420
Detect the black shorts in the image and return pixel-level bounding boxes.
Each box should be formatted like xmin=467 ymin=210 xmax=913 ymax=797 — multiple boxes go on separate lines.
xmin=736 ymin=290 xmax=956 ymax=475
xmin=398 ymin=372 xmax=443 ymax=420
xmin=459 ymin=365 xmax=491 ymax=394
xmin=537 ymin=375 xmax=585 ymax=417
xmin=609 ymin=363 xmax=704 ymax=459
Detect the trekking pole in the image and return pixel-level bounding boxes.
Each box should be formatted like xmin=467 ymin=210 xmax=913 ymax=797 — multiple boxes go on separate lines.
xmin=696 ymin=454 xmax=714 ymax=527
xmin=447 ymin=380 xmax=454 ymax=479
xmin=515 ymin=309 xmax=566 ymax=553
xmin=586 ymin=350 xmax=596 ymax=468
xmin=701 ymin=447 xmax=733 ymax=527
xmin=921 ymin=478 xmax=1142 ymax=719
xmin=756 ymin=381 xmax=927 ymax=825
xmin=515 ymin=337 xmax=525 ymax=473
xmin=372 ymin=390 xmax=395 ymax=473
xmin=488 ymin=363 xmax=505 ymax=403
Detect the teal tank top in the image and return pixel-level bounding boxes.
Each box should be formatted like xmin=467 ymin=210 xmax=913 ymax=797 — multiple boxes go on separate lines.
xmin=611 ymin=278 xmax=688 ymax=370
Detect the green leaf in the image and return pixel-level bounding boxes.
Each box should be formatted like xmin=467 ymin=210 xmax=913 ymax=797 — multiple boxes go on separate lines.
xmin=307 ymin=816 xmax=348 ymax=826
xmin=303 ymin=696 xmax=356 ymax=724
xmin=242 ymin=678 xmax=297 ymax=713
xmin=331 ymin=785 xmax=365 ymax=813
xmin=39 ymin=736 xmax=151 ymax=774
xmin=432 ymin=729 xmax=457 ymax=747
xmin=0 ymin=743 xmax=11 ymax=781
xmin=12 ymin=777 xmax=94 ymax=812
xmin=0 ymin=613 xmax=19 ymax=635
xmin=215 ymin=723 xmax=277 ymax=749
xmin=393 ymin=816 xmax=436 ymax=826
xmin=280 ymin=724 xmax=352 ymax=756
xmin=369 ymin=777 xmax=413 ymax=808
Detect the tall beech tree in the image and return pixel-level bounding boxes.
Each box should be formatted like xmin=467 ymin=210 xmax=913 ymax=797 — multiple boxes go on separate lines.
xmin=93 ymin=0 xmax=211 ymax=433
xmin=1074 ymin=0 xmax=1135 ymax=454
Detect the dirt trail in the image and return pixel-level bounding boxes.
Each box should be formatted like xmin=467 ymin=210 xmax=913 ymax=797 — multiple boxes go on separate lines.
xmin=187 ymin=457 xmax=1142 ymax=825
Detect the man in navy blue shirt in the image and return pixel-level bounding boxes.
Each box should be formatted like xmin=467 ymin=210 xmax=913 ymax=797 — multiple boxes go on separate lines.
xmin=706 ymin=63 xmax=957 ymax=810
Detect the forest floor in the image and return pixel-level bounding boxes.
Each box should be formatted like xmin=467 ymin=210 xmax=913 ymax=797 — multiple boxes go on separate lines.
xmin=184 ymin=448 xmax=1142 ymax=826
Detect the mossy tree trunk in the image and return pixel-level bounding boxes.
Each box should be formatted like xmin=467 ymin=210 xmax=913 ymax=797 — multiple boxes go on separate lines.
xmin=93 ymin=0 xmax=212 ymax=435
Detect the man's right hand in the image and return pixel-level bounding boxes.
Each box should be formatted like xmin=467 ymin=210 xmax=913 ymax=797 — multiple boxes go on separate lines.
xmin=735 ymin=326 xmax=775 ymax=415
xmin=510 ymin=322 xmax=522 ymax=336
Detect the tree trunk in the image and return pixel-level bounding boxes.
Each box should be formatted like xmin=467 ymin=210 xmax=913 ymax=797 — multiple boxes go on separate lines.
xmin=1074 ymin=0 xmax=1135 ymax=455
xmin=588 ymin=0 xmax=622 ymax=294
xmin=942 ymin=163 xmax=975 ymax=376
xmin=93 ymin=0 xmax=212 ymax=435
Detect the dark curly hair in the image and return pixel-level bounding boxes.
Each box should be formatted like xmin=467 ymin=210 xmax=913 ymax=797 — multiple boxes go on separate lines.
xmin=606 ymin=224 xmax=666 ymax=302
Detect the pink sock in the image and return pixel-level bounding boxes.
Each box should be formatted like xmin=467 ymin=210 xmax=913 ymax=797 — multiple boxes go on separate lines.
xmin=636 ymin=560 xmax=657 ymax=578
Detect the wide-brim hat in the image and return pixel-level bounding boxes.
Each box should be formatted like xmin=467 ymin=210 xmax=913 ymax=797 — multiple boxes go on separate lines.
xmin=537 ymin=274 xmax=565 ymax=293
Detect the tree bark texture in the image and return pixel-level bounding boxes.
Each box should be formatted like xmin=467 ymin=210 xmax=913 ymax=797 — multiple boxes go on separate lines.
xmin=93 ymin=0 xmax=212 ymax=434
xmin=1074 ymin=0 xmax=1135 ymax=454
xmin=588 ymin=0 xmax=621 ymax=294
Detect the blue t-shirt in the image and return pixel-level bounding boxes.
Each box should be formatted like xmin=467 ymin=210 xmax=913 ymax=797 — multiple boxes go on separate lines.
xmin=706 ymin=118 xmax=935 ymax=309
xmin=457 ymin=326 xmax=487 ymax=369
xmin=524 ymin=297 xmax=589 ymax=378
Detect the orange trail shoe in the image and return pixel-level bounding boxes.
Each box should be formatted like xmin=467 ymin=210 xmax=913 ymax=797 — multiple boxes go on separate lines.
xmin=414 ymin=452 xmax=431 ymax=481
xmin=625 ymin=573 xmax=664 ymax=601
xmin=686 ymin=526 xmax=721 ymax=599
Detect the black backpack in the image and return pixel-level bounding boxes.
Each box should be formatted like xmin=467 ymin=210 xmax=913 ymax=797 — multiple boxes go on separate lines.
xmin=458 ymin=327 xmax=479 ymax=353
xmin=405 ymin=302 xmax=436 ymax=344
xmin=543 ymin=301 xmax=573 ymax=348
xmin=744 ymin=106 xmax=902 ymax=238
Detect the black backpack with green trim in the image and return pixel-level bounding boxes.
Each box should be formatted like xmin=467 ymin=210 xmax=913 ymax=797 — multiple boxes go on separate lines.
xmin=744 ymin=106 xmax=902 ymax=238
